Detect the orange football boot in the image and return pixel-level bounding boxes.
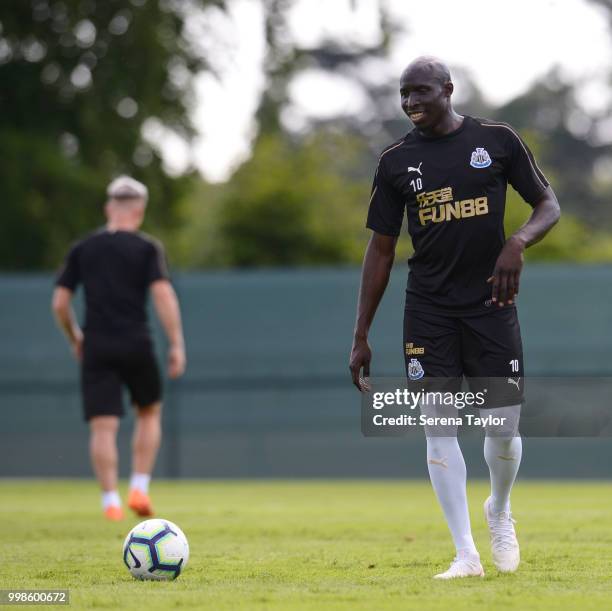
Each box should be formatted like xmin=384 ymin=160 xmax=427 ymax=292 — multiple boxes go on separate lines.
xmin=104 ymin=505 xmax=125 ymax=521
xmin=128 ymin=489 xmax=154 ymax=517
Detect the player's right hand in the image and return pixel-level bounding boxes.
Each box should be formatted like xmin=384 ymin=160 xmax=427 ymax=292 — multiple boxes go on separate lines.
xmin=349 ymin=336 xmax=372 ymax=392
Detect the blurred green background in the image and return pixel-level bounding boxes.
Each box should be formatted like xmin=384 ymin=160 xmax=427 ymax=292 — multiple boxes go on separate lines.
xmin=2 ymin=1 xmax=612 ymax=479
xmin=2 ymin=0 xmax=612 ymax=271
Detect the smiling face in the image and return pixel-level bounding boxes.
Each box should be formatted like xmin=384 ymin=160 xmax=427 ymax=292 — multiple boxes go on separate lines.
xmin=400 ymin=59 xmax=454 ymax=134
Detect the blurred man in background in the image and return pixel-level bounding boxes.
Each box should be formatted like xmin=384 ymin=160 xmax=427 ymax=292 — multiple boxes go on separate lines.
xmin=52 ymin=176 xmax=186 ymax=521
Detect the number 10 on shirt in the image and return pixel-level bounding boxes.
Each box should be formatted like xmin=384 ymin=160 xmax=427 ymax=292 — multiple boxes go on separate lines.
xmin=410 ymin=178 xmax=423 ymax=191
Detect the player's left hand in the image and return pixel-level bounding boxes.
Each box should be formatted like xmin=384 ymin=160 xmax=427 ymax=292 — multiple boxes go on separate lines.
xmin=71 ymin=331 xmax=84 ymax=362
xmin=487 ymin=235 xmax=526 ymax=306
xmin=168 ymin=344 xmax=186 ymax=379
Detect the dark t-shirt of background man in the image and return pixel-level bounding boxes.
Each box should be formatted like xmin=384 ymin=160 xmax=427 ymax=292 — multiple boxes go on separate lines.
xmin=56 ymin=229 xmax=168 ymax=337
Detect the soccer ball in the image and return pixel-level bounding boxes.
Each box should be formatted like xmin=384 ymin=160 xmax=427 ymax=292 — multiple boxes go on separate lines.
xmin=123 ymin=519 xmax=189 ymax=580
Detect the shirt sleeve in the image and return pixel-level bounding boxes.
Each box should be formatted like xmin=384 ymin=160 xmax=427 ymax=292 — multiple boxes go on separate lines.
xmin=147 ymin=240 xmax=170 ymax=285
xmin=55 ymin=243 xmax=81 ymax=291
xmin=506 ymin=129 xmax=550 ymax=206
xmin=366 ymin=156 xmax=406 ymax=236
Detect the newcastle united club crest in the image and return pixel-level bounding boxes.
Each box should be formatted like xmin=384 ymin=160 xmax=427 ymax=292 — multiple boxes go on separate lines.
xmin=470 ymin=147 xmax=492 ymax=168
xmin=408 ymin=358 xmax=425 ymax=380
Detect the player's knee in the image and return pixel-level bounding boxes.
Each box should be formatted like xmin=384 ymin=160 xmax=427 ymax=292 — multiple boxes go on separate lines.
xmin=136 ymin=401 xmax=162 ymax=418
xmin=89 ymin=415 xmax=120 ymax=434
xmin=426 ymin=435 xmax=459 ymax=455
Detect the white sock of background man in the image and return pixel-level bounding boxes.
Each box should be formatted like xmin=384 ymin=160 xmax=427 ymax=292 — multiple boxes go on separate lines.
xmin=426 ymin=435 xmax=478 ymax=557
xmin=130 ymin=473 xmax=151 ymax=495
xmin=102 ymin=490 xmax=121 ymax=510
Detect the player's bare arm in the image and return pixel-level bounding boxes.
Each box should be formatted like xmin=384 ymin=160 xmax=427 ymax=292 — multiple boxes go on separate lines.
xmin=51 ymin=286 xmax=83 ymax=360
xmin=349 ymin=232 xmax=398 ymax=392
xmin=150 ymin=279 xmax=186 ymax=379
xmin=488 ymin=186 xmax=561 ymax=306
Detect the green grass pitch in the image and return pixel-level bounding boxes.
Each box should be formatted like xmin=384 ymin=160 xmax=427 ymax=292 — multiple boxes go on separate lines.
xmin=2 ymin=480 xmax=612 ymax=610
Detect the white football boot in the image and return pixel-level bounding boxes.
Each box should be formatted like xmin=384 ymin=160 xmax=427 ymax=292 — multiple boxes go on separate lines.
xmin=484 ymin=496 xmax=520 ymax=572
xmin=433 ymin=551 xmax=484 ymax=580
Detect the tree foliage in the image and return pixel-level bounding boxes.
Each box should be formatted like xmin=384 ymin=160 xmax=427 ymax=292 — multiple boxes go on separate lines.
xmin=176 ymin=130 xmax=372 ymax=267
xmin=5 ymin=1 xmax=612 ymax=270
xmin=494 ymin=75 xmax=612 ymax=227
xmin=0 ymin=0 xmax=223 ymax=269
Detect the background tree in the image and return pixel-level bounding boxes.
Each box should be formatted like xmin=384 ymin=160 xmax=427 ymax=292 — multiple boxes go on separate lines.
xmin=0 ymin=0 xmax=224 ymax=269
xmin=4 ymin=0 xmax=612 ymax=269
xmin=218 ymin=130 xmax=372 ymax=266
xmin=494 ymin=71 xmax=612 ymax=226
xmin=178 ymin=1 xmax=612 ymax=267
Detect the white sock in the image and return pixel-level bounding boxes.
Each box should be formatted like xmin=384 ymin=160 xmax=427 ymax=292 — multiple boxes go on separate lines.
xmin=426 ymin=436 xmax=477 ymax=554
xmin=102 ymin=490 xmax=121 ymax=509
xmin=457 ymin=548 xmax=480 ymax=561
xmin=484 ymin=435 xmax=522 ymax=513
xmin=130 ymin=473 xmax=151 ymax=494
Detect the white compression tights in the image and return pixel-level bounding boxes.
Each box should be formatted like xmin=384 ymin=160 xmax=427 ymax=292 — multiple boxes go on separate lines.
xmin=425 ymin=405 xmax=522 ymax=552
xmin=483 ymin=435 xmax=522 ymax=513
xmin=481 ymin=405 xmax=522 ymax=514
xmin=426 ymin=436 xmax=477 ymax=553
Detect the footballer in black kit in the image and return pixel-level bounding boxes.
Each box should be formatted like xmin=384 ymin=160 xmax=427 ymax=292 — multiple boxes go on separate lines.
xmin=56 ymin=228 xmax=167 ymax=420
xmin=350 ymin=56 xmax=560 ymax=579
xmin=53 ymin=175 xmax=186 ymax=521
xmin=366 ymin=115 xmax=549 ymax=403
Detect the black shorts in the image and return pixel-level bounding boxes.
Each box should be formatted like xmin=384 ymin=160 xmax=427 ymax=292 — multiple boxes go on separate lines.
xmin=81 ymin=332 xmax=162 ymax=421
xmin=403 ymin=306 xmax=524 ymax=408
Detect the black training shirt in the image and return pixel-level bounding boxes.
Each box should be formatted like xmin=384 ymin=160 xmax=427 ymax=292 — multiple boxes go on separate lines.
xmin=56 ymin=228 xmax=169 ymax=335
xmin=366 ymin=116 xmax=550 ymax=315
